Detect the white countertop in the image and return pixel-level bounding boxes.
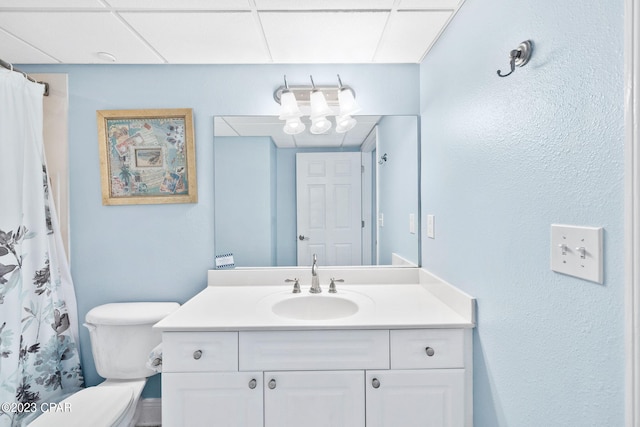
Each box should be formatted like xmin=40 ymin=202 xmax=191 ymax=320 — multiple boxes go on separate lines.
xmin=154 ymin=268 xmax=475 ymax=331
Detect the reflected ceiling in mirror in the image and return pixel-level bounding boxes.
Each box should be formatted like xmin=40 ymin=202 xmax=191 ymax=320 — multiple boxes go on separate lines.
xmin=214 ymin=115 xmax=381 ymax=148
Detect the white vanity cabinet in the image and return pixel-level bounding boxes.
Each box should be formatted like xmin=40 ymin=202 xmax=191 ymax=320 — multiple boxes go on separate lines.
xmin=162 ymin=328 xmax=472 ymax=427
xmin=264 ymin=370 xmax=365 ymax=427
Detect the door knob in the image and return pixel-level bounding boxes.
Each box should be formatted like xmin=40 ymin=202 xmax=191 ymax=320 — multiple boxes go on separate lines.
xmin=268 ymin=379 xmax=277 ymax=389
xmin=372 ymin=378 xmax=381 ymax=389
xmin=298 ymin=235 xmax=310 ymax=241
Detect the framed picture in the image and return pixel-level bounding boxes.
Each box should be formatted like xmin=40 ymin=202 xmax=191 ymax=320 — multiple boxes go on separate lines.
xmin=97 ymin=108 xmax=197 ymax=205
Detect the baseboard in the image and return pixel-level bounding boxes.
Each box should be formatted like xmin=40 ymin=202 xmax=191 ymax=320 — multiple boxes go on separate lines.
xmin=135 ymin=398 xmax=162 ymax=427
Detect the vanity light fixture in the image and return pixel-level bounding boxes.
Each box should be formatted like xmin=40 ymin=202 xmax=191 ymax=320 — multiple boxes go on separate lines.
xmin=309 ymin=76 xmax=333 ymax=134
xmin=274 ymin=74 xmax=361 ymax=135
xmin=278 ymin=76 xmax=305 ymax=135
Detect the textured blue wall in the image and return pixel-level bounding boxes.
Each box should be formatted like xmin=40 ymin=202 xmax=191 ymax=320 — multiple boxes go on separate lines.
xmin=20 ymin=63 xmax=419 ymax=398
xmin=419 ymin=0 xmax=625 ymax=425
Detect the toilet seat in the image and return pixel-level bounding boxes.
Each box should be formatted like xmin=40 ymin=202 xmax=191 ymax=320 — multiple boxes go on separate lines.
xmin=28 ymin=385 xmax=134 ymax=427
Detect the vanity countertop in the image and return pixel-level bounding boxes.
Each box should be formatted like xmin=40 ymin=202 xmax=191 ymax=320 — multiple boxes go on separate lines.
xmin=154 ymin=269 xmax=475 ymax=331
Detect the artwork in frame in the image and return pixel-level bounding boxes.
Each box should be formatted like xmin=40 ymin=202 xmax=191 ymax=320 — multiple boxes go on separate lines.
xmin=97 ymin=108 xmax=197 ymax=205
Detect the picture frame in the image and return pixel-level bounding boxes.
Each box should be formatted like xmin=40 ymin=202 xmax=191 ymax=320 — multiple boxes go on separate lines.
xmin=97 ymin=108 xmax=197 ymax=205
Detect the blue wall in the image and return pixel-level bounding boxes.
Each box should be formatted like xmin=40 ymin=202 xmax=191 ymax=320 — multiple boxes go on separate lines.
xmin=419 ymin=0 xmax=624 ymax=425
xmin=20 ymin=63 xmax=419 ymax=397
xmin=377 ymin=116 xmax=419 ymax=265
xmin=214 ymin=136 xmax=276 ymax=267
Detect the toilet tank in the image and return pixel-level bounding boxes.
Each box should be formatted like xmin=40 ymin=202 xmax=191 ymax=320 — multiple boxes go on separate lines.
xmin=85 ymin=302 xmax=180 ymax=380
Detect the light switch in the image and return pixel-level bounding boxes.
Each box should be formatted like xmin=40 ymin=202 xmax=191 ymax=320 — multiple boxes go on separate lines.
xmin=427 ymin=215 xmax=435 ymax=239
xmin=550 ymin=224 xmax=603 ymax=284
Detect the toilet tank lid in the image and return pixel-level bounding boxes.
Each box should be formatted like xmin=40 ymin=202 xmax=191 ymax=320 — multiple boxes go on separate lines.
xmin=86 ymin=302 xmax=180 ymax=325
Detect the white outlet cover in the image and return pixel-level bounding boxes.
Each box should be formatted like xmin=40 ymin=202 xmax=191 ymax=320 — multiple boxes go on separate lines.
xmin=550 ymin=224 xmax=603 ymax=284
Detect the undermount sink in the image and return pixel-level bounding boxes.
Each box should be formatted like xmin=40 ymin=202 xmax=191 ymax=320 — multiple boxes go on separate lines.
xmin=271 ymin=295 xmax=359 ymax=320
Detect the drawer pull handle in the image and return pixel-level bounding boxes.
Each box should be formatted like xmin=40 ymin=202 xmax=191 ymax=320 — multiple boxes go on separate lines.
xmin=372 ymin=378 xmax=381 ymax=389
xmin=268 ymin=379 xmax=277 ymax=390
xmin=248 ymin=379 xmax=257 ymax=389
xmin=193 ymin=350 xmax=203 ymax=360
xmin=425 ymin=347 xmax=435 ymax=357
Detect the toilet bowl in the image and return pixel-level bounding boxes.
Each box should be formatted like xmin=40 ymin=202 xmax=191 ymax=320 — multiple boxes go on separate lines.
xmin=28 ymin=302 xmax=179 ymax=427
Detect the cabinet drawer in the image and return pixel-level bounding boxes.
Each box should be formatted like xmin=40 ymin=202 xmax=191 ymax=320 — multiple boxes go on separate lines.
xmin=239 ymin=330 xmax=389 ymax=371
xmin=163 ymin=332 xmax=238 ymax=372
xmin=390 ymin=329 xmax=464 ymax=369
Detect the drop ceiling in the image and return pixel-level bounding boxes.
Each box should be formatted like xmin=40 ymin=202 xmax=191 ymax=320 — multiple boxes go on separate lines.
xmin=0 ymin=0 xmax=465 ymax=64
xmin=215 ymin=116 xmax=381 ymax=148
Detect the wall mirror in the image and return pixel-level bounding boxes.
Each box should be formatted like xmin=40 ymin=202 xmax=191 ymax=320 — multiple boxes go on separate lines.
xmin=213 ymin=115 xmax=420 ymax=268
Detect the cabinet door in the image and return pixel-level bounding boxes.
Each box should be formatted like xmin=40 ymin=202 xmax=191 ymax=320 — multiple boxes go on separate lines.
xmin=366 ymin=369 xmax=465 ymax=427
xmin=264 ymin=370 xmax=365 ymax=427
xmin=162 ymin=372 xmax=263 ymax=427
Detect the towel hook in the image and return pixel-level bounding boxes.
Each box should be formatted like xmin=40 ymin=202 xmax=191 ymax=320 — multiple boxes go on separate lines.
xmin=497 ymin=40 xmax=533 ymax=77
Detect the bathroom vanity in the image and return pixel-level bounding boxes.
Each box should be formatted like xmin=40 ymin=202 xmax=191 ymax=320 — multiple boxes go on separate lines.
xmin=155 ymin=267 xmax=475 ymax=427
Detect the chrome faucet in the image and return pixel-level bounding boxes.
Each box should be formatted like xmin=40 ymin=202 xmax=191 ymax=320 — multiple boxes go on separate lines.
xmin=310 ymin=253 xmax=321 ymax=293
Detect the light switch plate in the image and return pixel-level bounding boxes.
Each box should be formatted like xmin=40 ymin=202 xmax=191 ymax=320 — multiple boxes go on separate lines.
xmin=409 ymin=213 xmax=416 ymax=234
xmin=427 ymin=215 xmax=435 ymax=239
xmin=550 ymin=224 xmax=603 ymax=284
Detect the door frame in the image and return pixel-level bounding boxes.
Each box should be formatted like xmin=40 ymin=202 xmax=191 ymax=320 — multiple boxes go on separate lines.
xmin=625 ymin=0 xmax=639 ymax=424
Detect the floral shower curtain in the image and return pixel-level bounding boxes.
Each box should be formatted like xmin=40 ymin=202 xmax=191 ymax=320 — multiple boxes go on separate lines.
xmin=0 ymin=70 xmax=83 ymax=426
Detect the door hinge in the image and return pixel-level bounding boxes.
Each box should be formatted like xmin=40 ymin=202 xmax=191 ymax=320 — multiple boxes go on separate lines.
xmin=362 ymin=220 xmax=365 ymax=228
xmin=361 ymin=165 xmax=365 ymax=173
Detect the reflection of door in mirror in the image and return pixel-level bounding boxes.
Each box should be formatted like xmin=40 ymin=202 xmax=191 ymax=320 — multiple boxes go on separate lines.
xmin=296 ymin=152 xmax=362 ymax=266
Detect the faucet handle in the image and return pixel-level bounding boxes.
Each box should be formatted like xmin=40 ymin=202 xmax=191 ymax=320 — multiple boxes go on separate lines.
xmin=285 ymin=278 xmax=300 ymax=293
xmin=329 ymin=278 xmax=344 ymax=293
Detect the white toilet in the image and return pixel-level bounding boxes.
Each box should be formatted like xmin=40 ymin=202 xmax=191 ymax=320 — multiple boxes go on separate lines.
xmin=29 ymin=302 xmax=179 ymax=427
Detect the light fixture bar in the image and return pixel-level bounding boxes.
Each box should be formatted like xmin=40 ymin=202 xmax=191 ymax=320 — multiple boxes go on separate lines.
xmin=273 ymin=85 xmax=356 ymax=105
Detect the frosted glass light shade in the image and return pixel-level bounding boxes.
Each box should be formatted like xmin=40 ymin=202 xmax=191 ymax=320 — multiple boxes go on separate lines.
xmin=335 ymin=115 xmax=356 ymax=133
xmin=279 ymin=91 xmax=302 ymax=120
xmin=338 ymin=88 xmax=361 ymax=116
xmin=310 ymin=90 xmax=333 ymax=119
xmin=310 ymin=116 xmax=332 ymax=134
xmin=283 ymin=117 xmax=305 ymax=135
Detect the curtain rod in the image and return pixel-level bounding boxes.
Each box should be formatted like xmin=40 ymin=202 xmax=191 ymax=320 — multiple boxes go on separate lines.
xmin=0 ymin=59 xmax=49 ymax=96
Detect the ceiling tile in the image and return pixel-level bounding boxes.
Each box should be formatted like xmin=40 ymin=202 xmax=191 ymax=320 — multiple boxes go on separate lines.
xmin=0 ymin=12 xmax=162 ymax=63
xmin=294 ymin=131 xmax=344 ymax=148
xmin=260 ymin=11 xmax=388 ymax=63
xmin=272 ymin=135 xmax=296 ymax=148
xmin=214 ymin=118 xmax=240 ymax=136
xmin=374 ymin=10 xmax=451 ymax=62
xmin=105 ymin=0 xmax=251 ymax=10
xmin=397 ymin=0 xmax=460 ymax=9
xmin=0 ymin=29 xmax=58 ymax=63
xmin=255 ymin=0 xmax=394 ymax=10
xmin=0 ymin=0 xmax=105 ymax=8
xmin=120 ymin=12 xmax=270 ymax=63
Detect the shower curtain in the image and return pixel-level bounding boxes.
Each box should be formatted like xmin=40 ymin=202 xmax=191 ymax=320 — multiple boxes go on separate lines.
xmin=0 ymin=70 xmax=83 ymax=426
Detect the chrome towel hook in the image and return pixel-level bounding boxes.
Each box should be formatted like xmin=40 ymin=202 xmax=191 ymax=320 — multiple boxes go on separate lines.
xmin=497 ymin=40 xmax=533 ymax=77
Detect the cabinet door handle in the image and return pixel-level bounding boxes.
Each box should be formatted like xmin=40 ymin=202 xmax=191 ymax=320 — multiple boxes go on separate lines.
xmin=425 ymin=346 xmax=435 ymax=357
xmin=193 ymin=350 xmax=203 ymax=360
xmin=372 ymin=378 xmax=381 ymax=389
xmin=268 ymin=379 xmax=277 ymax=389
xmin=248 ymin=379 xmax=257 ymax=389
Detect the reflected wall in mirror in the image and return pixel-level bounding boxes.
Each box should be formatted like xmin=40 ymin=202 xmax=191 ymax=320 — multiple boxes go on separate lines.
xmin=213 ymin=115 xmax=419 ymax=268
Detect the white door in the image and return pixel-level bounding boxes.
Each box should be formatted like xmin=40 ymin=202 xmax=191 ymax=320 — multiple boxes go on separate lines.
xmin=264 ymin=370 xmax=365 ymax=427
xmin=296 ymin=152 xmax=362 ymax=266
xmin=162 ymin=372 xmax=263 ymax=427
xmin=366 ymin=369 xmax=465 ymax=427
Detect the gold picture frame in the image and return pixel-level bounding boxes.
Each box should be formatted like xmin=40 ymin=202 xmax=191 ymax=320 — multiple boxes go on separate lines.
xmin=97 ymin=108 xmax=197 ymax=205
